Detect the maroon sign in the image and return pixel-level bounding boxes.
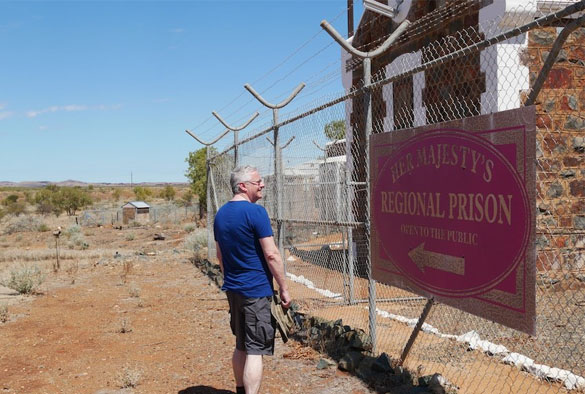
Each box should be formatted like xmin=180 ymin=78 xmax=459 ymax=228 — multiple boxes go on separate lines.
xmin=371 ymin=107 xmax=536 ymax=335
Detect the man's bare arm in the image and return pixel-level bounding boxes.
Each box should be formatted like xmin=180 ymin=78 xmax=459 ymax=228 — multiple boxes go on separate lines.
xmin=259 ymin=236 xmax=291 ymax=308
xmin=215 ymin=241 xmax=224 ymax=274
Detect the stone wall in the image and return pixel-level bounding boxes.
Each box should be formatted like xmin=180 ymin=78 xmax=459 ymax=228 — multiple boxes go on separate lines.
xmin=524 ymin=26 xmax=585 ymax=272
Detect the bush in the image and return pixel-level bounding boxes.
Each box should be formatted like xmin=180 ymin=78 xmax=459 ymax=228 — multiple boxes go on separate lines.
xmin=181 ymin=190 xmax=194 ymax=206
xmin=133 ymin=186 xmax=152 ymax=201
xmin=0 ymin=304 xmax=8 ymax=323
xmin=1 ymin=195 xmax=26 ymax=216
xmin=34 ymin=185 xmax=92 ymax=216
xmin=1 ymin=264 xmax=45 ymax=294
xmin=67 ymin=232 xmax=89 ymax=250
xmin=4 ymin=215 xmax=43 ymax=234
xmin=184 ymin=228 xmax=207 ymax=259
xmin=160 ymin=185 xmax=176 ymax=201
xmin=65 ymin=225 xmax=82 ymax=237
xmin=117 ymin=365 xmax=141 ymax=388
xmin=184 ymin=223 xmax=196 ymax=233
xmin=2 ymin=194 xmax=19 ymax=206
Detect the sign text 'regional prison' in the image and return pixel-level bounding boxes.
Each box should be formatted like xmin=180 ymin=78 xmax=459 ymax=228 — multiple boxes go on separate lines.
xmin=370 ymin=106 xmax=536 ymax=334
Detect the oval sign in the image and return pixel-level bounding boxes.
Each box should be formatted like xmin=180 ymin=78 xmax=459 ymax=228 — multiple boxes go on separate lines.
xmin=373 ymin=130 xmax=530 ymax=297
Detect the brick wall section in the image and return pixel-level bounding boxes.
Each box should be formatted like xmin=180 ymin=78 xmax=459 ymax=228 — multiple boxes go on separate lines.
xmin=523 ymin=27 xmax=585 ymax=272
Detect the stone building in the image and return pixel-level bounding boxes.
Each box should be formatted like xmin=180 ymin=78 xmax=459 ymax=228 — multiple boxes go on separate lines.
xmin=342 ymin=0 xmax=585 ymax=273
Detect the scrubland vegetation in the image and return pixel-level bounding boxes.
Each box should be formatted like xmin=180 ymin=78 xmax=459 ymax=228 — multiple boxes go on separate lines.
xmin=0 ymin=183 xmax=203 ymax=304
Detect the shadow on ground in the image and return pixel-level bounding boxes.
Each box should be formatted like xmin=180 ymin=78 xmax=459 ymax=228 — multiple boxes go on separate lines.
xmin=178 ymin=386 xmax=234 ymax=394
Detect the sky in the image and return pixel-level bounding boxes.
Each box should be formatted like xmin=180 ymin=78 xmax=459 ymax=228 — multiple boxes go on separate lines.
xmin=0 ymin=0 xmax=365 ymax=184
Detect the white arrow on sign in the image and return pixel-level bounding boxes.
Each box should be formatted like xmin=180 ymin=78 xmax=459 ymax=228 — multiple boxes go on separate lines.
xmin=408 ymin=243 xmax=465 ymax=275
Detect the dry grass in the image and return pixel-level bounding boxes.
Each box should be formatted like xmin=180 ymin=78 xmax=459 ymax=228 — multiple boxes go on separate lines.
xmin=128 ymin=284 xmax=141 ymax=298
xmin=0 ymin=248 xmax=109 ymax=263
xmin=117 ymin=364 xmax=142 ymax=388
xmin=1 ymin=264 xmax=45 ymax=294
xmin=117 ymin=318 xmax=133 ymax=334
xmin=120 ymin=260 xmax=133 ymax=284
xmin=0 ymin=304 xmax=8 ymax=323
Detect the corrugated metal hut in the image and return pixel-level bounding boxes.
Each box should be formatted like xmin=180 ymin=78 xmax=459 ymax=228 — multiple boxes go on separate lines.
xmin=121 ymin=201 xmax=150 ymax=224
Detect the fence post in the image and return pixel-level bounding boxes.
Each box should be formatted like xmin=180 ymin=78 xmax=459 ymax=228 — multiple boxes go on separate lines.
xmin=206 ymin=146 xmax=213 ymax=259
xmin=212 ymin=111 xmax=259 ymax=168
xmin=320 ymin=18 xmax=411 ymax=355
xmin=244 ymin=83 xmax=305 ymax=271
xmin=185 ymin=112 xmax=258 ymax=261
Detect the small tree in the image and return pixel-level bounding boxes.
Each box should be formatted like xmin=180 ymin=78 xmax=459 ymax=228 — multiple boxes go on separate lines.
xmin=60 ymin=187 xmax=92 ymax=216
xmin=133 ymin=186 xmax=152 ymax=201
xmin=185 ymin=147 xmax=211 ymax=218
xmin=324 ymin=120 xmax=346 ymax=141
xmin=35 ymin=187 xmax=63 ymax=216
xmin=2 ymin=195 xmax=19 ymax=206
xmin=181 ymin=189 xmax=194 ymax=206
xmin=33 ymin=185 xmax=91 ymax=216
xmin=1 ymin=194 xmax=26 ymax=216
xmin=160 ymin=185 xmax=176 ymax=201
xmin=112 ymin=188 xmax=122 ymax=202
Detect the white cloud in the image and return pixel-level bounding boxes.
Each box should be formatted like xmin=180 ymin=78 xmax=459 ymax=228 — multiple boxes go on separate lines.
xmin=39 ymin=125 xmax=48 ymax=131
xmin=26 ymin=104 xmax=121 ymax=118
xmin=169 ymin=28 xmax=185 ymax=33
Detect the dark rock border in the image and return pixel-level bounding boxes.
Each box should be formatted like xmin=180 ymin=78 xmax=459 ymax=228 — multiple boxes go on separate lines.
xmin=191 ymin=258 xmax=458 ymax=393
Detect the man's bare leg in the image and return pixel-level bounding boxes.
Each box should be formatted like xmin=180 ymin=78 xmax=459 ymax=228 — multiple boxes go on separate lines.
xmin=232 ymin=349 xmax=246 ymax=387
xmin=243 ymin=354 xmax=263 ymax=394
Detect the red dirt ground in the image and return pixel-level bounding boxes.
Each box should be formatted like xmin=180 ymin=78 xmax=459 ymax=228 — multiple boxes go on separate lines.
xmin=0 ymin=224 xmax=375 ymax=394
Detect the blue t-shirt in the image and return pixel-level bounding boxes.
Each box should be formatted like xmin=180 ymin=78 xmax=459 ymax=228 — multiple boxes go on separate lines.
xmin=213 ymin=200 xmax=274 ymax=297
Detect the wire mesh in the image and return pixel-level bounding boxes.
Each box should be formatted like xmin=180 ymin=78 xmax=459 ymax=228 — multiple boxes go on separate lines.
xmin=206 ymin=2 xmax=585 ymax=392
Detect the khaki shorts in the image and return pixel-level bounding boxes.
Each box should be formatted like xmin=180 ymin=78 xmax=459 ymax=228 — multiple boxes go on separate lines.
xmin=226 ymin=291 xmax=275 ymax=355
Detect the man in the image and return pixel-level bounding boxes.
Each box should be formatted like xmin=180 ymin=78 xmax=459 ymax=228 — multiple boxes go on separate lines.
xmin=214 ymin=165 xmax=291 ymax=394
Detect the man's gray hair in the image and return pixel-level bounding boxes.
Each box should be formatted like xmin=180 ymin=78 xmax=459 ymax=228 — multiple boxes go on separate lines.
xmin=230 ymin=165 xmax=258 ymax=194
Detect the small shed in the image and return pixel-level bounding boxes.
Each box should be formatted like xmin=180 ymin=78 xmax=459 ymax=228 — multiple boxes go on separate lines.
xmin=122 ymin=201 xmax=150 ymax=224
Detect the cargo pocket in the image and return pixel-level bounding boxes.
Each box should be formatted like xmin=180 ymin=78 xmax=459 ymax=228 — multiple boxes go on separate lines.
xmin=255 ymin=297 xmax=274 ymax=346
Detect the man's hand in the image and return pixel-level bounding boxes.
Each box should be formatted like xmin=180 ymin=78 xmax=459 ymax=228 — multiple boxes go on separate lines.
xmin=279 ymin=287 xmax=292 ymax=309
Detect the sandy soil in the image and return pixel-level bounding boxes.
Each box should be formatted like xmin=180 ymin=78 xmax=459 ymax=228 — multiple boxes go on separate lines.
xmin=0 ymin=221 xmax=376 ymax=394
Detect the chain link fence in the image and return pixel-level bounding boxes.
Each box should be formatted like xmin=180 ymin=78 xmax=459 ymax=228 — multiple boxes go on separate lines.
xmin=78 ymin=203 xmax=198 ymax=226
xmin=206 ymin=2 xmax=585 ymax=392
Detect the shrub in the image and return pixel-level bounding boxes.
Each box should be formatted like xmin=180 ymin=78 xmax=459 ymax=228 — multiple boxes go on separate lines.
xmin=183 ymin=223 xmax=196 ymax=233
xmin=2 ymin=194 xmax=19 ymax=206
xmin=4 ymin=215 xmax=43 ymax=234
xmin=1 ymin=264 xmax=45 ymax=294
xmin=34 ymin=185 xmax=92 ymax=216
xmin=128 ymin=285 xmax=140 ymax=298
xmin=181 ymin=190 xmax=194 ymax=206
xmin=38 ymin=223 xmax=50 ymax=232
xmin=125 ymin=233 xmax=135 ymax=241
xmin=0 ymin=304 xmax=8 ymax=323
xmin=184 ymin=228 xmax=207 ymax=259
xmin=128 ymin=220 xmax=142 ymax=228
xmin=160 ymin=185 xmax=176 ymax=201
xmin=133 ymin=186 xmax=152 ymax=201
xmin=67 ymin=233 xmax=89 ymax=250
xmin=1 ymin=195 xmax=26 ymax=216
xmin=117 ymin=365 xmax=141 ymax=388
xmin=65 ymin=225 xmax=82 ymax=237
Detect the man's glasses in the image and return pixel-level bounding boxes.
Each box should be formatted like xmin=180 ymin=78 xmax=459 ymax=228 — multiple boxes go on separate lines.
xmin=245 ymin=179 xmax=263 ymax=186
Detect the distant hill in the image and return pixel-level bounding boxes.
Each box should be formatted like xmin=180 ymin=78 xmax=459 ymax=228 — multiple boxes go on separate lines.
xmin=0 ymin=180 xmax=189 ymax=188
